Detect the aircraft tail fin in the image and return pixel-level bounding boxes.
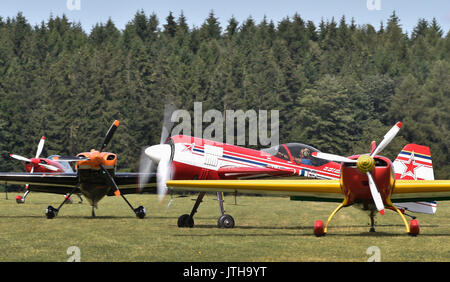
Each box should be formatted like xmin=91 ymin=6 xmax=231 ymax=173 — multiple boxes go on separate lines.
xmin=393 ymin=144 xmax=434 ymax=181
xmin=393 ymin=144 xmax=436 ymax=214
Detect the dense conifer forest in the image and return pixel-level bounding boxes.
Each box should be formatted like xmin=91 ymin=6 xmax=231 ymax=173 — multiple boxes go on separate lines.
xmin=0 ymin=10 xmax=448 ymax=178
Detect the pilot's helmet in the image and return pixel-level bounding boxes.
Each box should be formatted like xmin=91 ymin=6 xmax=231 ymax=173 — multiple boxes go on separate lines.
xmin=302 ymin=148 xmax=310 ymax=158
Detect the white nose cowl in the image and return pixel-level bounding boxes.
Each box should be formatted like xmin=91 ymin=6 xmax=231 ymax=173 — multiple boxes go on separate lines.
xmin=145 ymin=144 xmax=172 ymax=164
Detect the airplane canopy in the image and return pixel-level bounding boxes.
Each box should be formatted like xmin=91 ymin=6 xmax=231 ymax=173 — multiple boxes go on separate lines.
xmin=48 ymin=155 xmax=75 ymax=173
xmin=261 ymin=143 xmax=330 ymax=167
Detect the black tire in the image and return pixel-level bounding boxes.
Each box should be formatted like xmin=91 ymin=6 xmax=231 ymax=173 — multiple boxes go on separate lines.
xmin=177 ymin=214 xmax=194 ymax=228
xmin=218 ymin=214 xmax=235 ymax=228
xmin=134 ymin=206 xmax=146 ymax=219
xmin=45 ymin=206 xmax=58 ymax=219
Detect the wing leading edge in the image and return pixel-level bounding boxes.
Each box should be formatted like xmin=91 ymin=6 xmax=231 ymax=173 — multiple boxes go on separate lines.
xmin=0 ymin=172 xmax=158 ymax=196
xmin=166 ymin=179 xmax=450 ymax=203
xmin=0 ymin=172 xmax=79 ymax=195
xmin=166 ymin=179 xmax=344 ymax=202
xmin=391 ymin=180 xmax=450 ymax=202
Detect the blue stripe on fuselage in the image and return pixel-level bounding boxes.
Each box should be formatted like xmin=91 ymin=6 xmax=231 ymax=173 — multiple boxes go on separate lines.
xmin=193 ymin=148 xmax=268 ymax=167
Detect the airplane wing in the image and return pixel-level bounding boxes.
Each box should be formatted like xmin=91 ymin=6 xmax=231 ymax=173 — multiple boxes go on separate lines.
xmin=166 ymin=179 xmax=344 ymax=202
xmin=110 ymin=172 xmax=157 ymax=195
xmin=166 ymin=179 xmax=450 ymax=203
xmin=0 ymin=172 xmax=157 ymax=195
xmin=217 ymin=166 xmax=294 ymax=179
xmin=391 ymin=180 xmax=450 ymax=202
xmin=0 ymin=172 xmax=79 ymax=195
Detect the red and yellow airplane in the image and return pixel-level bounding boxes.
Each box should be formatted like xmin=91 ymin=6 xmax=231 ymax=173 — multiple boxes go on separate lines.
xmin=163 ymin=122 xmax=450 ymax=235
xmin=0 ymin=120 xmax=155 ymax=218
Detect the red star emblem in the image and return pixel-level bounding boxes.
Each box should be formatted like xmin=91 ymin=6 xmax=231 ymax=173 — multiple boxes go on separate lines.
xmin=400 ymin=152 xmax=421 ymax=180
xmin=182 ymin=143 xmax=195 ymax=152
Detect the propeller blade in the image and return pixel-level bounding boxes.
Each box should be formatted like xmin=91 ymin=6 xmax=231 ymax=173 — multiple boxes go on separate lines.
xmin=99 ymin=120 xmax=120 ymax=152
xmin=138 ymin=104 xmax=176 ymax=195
xmin=312 ymin=152 xmax=357 ymax=164
xmin=35 ymin=136 xmax=45 ymax=159
xmin=99 ymin=164 xmax=121 ymax=196
xmin=38 ymin=163 xmax=60 ymax=171
xmin=370 ymin=121 xmax=402 ymax=157
xmin=366 ymin=172 xmax=385 ymax=215
xmin=157 ymin=156 xmax=171 ymax=202
xmin=138 ymin=148 xmax=155 ymax=192
xmin=370 ymin=141 xmax=377 ymax=155
xmin=10 ymin=154 xmax=31 ymax=162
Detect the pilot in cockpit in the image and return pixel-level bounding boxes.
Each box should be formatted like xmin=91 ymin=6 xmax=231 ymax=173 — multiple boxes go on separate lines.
xmin=295 ymin=148 xmax=312 ymax=165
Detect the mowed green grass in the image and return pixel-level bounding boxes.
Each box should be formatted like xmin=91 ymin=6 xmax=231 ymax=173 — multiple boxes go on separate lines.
xmin=0 ymin=192 xmax=449 ymax=262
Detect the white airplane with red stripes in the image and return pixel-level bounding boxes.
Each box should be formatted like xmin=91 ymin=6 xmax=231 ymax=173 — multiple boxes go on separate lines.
xmin=143 ymin=133 xmax=437 ymax=228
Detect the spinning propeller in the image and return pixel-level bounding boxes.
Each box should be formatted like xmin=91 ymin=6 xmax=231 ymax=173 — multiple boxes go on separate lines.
xmin=10 ymin=136 xmax=60 ymax=172
xmin=139 ymin=104 xmax=176 ymax=202
xmin=312 ymin=122 xmax=403 ymax=215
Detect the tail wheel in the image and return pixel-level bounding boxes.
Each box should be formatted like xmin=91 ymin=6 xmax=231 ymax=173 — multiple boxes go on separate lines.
xmin=314 ymin=220 xmax=325 ymax=237
xmin=409 ymin=219 xmax=420 ymax=236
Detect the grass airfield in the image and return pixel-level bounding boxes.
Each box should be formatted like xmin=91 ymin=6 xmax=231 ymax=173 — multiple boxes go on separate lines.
xmin=0 ymin=192 xmax=449 ymax=262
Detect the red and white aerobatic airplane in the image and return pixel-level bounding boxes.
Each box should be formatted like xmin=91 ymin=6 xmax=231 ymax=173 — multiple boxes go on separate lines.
xmin=143 ymin=122 xmax=441 ymax=231
xmin=9 ymin=136 xmax=75 ymax=203
xmin=162 ymin=122 xmax=450 ymax=236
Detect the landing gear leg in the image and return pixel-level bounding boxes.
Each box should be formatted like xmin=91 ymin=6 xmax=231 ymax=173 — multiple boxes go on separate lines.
xmin=23 ymin=190 xmax=30 ymax=202
xmin=100 ymin=164 xmax=146 ymax=218
xmin=385 ymin=198 xmax=421 ymax=236
xmin=324 ymin=203 xmax=345 ymax=234
xmin=178 ymin=192 xmax=205 ymax=228
xmin=120 ymin=194 xmax=146 ymax=219
xmin=46 ymin=185 xmax=78 ymax=219
xmin=314 ymin=198 xmax=349 ymax=236
xmin=388 ymin=203 xmax=419 ymax=236
xmin=77 ymin=193 xmax=83 ymax=204
xmin=217 ymin=192 xmax=234 ymax=228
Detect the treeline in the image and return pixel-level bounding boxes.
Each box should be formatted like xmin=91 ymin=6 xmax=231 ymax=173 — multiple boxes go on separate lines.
xmin=0 ymin=11 xmax=448 ymax=178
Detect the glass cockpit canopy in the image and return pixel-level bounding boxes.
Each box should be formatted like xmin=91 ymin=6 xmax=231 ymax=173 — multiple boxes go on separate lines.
xmin=260 ymin=143 xmax=329 ymax=167
xmin=48 ymin=155 xmax=74 ymax=173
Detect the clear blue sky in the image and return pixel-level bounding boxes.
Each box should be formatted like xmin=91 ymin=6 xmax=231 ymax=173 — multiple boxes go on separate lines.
xmin=1 ymin=0 xmax=449 ymax=34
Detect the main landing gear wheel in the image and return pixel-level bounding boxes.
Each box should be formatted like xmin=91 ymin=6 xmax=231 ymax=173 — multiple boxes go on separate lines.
xmin=134 ymin=206 xmax=146 ymax=219
xmin=408 ymin=219 xmax=420 ymax=236
xmin=313 ymin=220 xmax=325 ymax=237
xmin=46 ymin=206 xmax=58 ymax=219
xmin=178 ymin=214 xmax=194 ymax=228
xmin=217 ymin=214 xmax=235 ymax=228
